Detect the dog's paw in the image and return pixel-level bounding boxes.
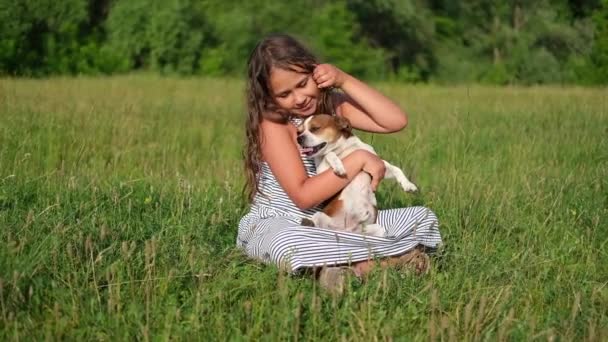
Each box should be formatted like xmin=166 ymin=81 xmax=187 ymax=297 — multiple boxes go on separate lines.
xmin=311 ymin=212 xmax=328 ymax=227
xmin=400 ymin=181 xmax=418 ymax=193
xmin=326 ymin=152 xmax=347 ymax=177
xmin=364 ymin=224 xmax=387 ymax=237
xmin=300 ymin=218 xmax=316 ymax=227
xmin=332 ymin=164 xmax=347 ymax=177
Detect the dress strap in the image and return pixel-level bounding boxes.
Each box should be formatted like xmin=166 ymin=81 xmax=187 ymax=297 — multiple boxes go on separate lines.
xmin=289 ymin=115 xmax=303 ymax=127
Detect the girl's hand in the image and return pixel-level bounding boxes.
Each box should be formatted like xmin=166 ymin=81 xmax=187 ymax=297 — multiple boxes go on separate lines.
xmin=359 ymin=151 xmax=386 ymax=191
xmin=313 ymin=64 xmax=348 ymax=89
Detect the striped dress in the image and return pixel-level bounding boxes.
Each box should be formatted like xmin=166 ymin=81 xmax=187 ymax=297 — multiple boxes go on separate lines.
xmin=237 ymin=118 xmax=442 ymax=272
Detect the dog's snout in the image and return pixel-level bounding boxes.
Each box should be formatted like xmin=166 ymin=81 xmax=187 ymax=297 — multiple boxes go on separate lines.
xmin=297 ymin=134 xmax=305 ymax=145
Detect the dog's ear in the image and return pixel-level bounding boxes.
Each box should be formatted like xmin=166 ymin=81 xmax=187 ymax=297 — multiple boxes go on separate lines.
xmin=334 ymin=115 xmax=352 ymax=134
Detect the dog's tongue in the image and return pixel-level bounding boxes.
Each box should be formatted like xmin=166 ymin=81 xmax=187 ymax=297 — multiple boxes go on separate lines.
xmin=300 ymin=146 xmax=314 ymax=154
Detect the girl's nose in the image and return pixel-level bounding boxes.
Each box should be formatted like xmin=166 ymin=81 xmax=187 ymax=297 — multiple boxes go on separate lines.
xmin=294 ymin=93 xmax=307 ymax=106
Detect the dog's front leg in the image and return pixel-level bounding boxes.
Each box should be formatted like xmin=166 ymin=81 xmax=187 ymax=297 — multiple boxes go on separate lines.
xmin=383 ymin=161 xmax=418 ymax=192
xmin=326 ymin=152 xmax=347 ymax=177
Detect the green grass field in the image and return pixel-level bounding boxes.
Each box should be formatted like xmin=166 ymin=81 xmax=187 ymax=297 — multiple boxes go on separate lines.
xmin=0 ymin=76 xmax=606 ymax=340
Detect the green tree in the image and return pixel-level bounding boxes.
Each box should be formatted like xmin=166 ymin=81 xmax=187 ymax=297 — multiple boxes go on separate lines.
xmin=0 ymin=0 xmax=604 ymax=83
xmin=346 ymin=0 xmax=437 ymax=81
xmin=105 ymin=0 xmax=211 ymax=74
xmin=0 ymin=0 xmax=126 ymax=75
xmin=588 ymin=0 xmax=608 ymax=83
xmin=196 ymin=0 xmax=387 ymax=78
xmin=431 ymin=0 xmax=596 ymax=84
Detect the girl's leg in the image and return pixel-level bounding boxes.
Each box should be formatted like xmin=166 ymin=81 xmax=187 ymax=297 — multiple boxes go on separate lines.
xmin=244 ymin=208 xmax=441 ymax=273
xmin=353 ymin=206 xmax=442 ymax=277
xmin=377 ymin=206 xmax=442 ymax=247
xmin=352 ymin=245 xmax=430 ymax=277
xmin=247 ymin=216 xmax=393 ymax=272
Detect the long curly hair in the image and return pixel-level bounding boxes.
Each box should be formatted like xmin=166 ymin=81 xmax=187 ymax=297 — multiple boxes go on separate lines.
xmin=244 ymin=34 xmax=334 ymax=202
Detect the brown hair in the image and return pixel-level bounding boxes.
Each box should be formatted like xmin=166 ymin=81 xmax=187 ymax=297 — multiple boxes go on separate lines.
xmin=244 ymin=34 xmax=334 ymax=202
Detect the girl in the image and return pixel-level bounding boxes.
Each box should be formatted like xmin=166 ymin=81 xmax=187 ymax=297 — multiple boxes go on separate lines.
xmin=238 ymin=34 xmax=442 ymax=293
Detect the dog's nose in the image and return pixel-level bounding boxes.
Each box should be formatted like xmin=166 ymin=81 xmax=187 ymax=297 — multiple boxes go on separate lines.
xmin=297 ymin=134 xmax=305 ymax=145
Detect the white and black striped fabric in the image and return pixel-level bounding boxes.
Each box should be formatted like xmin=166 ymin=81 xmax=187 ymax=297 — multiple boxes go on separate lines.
xmin=237 ymin=118 xmax=442 ymax=272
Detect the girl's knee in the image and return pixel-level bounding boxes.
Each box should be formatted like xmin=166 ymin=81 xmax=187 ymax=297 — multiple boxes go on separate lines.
xmin=404 ymin=206 xmax=437 ymax=222
xmin=267 ymin=230 xmax=303 ymax=268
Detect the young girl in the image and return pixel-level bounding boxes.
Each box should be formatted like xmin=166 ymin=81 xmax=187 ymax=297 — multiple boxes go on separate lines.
xmin=238 ymin=34 xmax=442 ymax=292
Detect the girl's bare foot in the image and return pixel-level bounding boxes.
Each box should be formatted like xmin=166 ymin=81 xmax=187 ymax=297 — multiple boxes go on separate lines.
xmin=352 ymin=260 xmax=375 ymax=278
xmin=317 ymin=266 xmax=357 ymax=295
xmin=389 ymin=246 xmax=430 ymax=275
xmin=353 ymin=246 xmax=430 ymax=278
xmin=317 ymin=246 xmax=430 ymax=295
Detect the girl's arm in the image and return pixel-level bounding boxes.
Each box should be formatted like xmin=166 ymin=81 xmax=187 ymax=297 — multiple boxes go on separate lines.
xmin=313 ymin=64 xmax=408 ymax=133
xmin=260 ymin=118 xmax=385 ymax=210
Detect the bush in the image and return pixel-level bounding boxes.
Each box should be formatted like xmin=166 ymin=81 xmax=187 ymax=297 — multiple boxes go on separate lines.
xmin=105 ymin=0 xmax=210 ymax=75
xmin=588 ymin=0 xmax=608 ymax=83
xmin=0 ymin=0 xmax=88 ymax=75
xmin=0 ymin=0 xmax=606 ymax=83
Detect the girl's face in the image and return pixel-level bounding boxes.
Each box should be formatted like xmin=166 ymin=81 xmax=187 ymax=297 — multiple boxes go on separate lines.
xmin=269 ymin=66 xmax=320 ymax=117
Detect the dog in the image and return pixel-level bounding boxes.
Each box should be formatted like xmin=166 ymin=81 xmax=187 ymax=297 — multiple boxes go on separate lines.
xmin=297 ymin=114 xmax=418 ymax=237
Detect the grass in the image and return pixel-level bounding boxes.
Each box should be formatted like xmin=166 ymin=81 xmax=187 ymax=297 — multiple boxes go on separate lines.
xmin=0 ymin=75 xmax=606 ymax=340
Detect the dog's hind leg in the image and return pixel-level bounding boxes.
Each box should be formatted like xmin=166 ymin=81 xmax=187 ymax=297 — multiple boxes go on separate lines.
xmin=363 ymin=223 xmax=387 ymax=237
xmin=311 ymin=211 xmax=337 ymax=229
xmin=383 ymin=161 xmax=418 ymax=192
xmin=300 ymin=217 xmax=316 ymax=227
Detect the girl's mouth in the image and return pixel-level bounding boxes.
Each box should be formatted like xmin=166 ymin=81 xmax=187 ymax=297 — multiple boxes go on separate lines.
xmin=299 ymin=100 xmax=314 ymax=113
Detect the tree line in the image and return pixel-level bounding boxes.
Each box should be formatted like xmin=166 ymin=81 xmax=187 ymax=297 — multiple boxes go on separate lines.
xmin=1 ymin=0 xmax=607 ymax=84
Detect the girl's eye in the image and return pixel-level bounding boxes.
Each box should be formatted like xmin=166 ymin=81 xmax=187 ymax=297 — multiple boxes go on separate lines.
xmin=277 ymin=92 xmax=289 ymax=98
xmin=297 ymin=78 xmax=308 ymax=88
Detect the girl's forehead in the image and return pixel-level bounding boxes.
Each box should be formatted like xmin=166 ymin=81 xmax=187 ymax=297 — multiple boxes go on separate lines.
xmin=269 ymin=66 xmax=308 ymax=92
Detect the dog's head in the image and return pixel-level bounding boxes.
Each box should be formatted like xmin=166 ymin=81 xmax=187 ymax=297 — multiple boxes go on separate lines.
xmin=296 ymin=114 xmax=353 ymax=157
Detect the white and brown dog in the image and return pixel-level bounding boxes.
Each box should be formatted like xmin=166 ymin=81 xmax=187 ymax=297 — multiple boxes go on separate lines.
xmin=297 ymin=114 xmax=418 ymax=237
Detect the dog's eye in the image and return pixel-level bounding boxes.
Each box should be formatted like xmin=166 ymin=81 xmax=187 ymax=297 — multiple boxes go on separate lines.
xmin=310 ymin=127 xmax=319 ymax=133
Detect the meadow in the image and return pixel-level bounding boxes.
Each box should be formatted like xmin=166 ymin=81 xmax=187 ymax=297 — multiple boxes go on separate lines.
xmin=0 ymin=76 xmax=606 ymax=340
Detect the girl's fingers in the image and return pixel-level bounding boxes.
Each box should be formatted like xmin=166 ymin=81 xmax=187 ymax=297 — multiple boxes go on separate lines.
xmin=317 ymin=79 xmax=333 ymax=88
xmin=313 ymin=66 xmax=338 ymax=87
xmin=315 ymin=74 xmax=330 ymax=84
xmin=313 ymin=70 xmax=327 ymax=81
xmin=371 ymin=177 xmax=380 ymax=192
xmin=314 ymin=65 xmax=334 ymax=77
